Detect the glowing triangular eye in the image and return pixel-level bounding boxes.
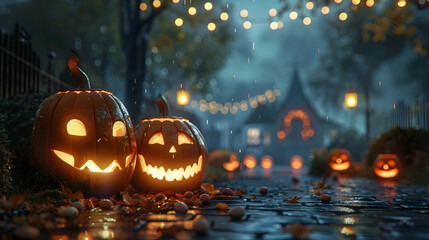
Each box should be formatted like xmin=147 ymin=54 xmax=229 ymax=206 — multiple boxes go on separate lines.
xmin=178 ymin=133 xmax=194 ymax=145
xmin=148 ymin=132 xmax=164 ymax=145
xmin=113 ymin=121 xmax=127 ymax=137
xmin=67 ymin=119 xmax=86 ymax=136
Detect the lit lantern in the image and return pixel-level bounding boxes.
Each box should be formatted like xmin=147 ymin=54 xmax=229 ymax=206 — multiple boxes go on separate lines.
xmin=290 ymin=155 xmax=303 ymax=170
xmin=30 ymin=55 xmax=137 ymax=197
xmin=260 ymin=155 xmax=273 ymax=169
xmin=208 ymin=150 xmax=239 ymax=171
xmin=345 ymin=87 xmax=358 ymax=108
xmin=243 ymin=154 xmax=257 ymax=169
xmin=176 ymin=89 xmax=190 ymax=106
xmin=132 ymin=96 xmax=208 ymax=193
xmin=373 ymin=154 xmax=401 ymax=179
xmin=329 ymin=149 xmax=353 ymax=172
xmin=223 ymin=154 xmax=240 ymax=172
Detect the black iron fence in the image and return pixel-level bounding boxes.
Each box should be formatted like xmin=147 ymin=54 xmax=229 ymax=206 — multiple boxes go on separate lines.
xmin=391 ymin=96 xmax=429 ymax=130
xmin=0 ymin=25 xmax=72 ymax=100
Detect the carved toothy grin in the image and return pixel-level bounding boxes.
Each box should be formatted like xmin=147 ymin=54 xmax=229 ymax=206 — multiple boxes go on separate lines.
xmin=374 ymin=168 xmax=399 ymax=179
xmin=330 ymin=159 xmax=351 ymax=171
xmin=138 ymin=154 xmax=202 ymax=181
xmin=52 ymin=149 xmax=134 ymax=173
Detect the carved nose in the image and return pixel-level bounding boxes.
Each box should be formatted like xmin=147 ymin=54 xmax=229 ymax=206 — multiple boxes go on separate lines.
xmin=169 ymin=146 xmax=177 ymax=153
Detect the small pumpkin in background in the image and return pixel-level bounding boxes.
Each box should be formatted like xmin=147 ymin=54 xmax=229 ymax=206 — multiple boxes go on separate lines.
xmin=328 ymin=149 xmax=353 ymax=172
xmin=373 ymin=154 xmax=402 ymax=179
xmin=30 ymin=55 xmax=137 ymax=197
xmin=132 ymin=96 xmax=208 ymax=193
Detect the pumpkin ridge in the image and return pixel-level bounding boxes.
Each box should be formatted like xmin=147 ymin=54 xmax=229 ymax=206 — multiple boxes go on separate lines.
xmin=184 ymin=121 xmax=204 ymax=156
xmin=40 ymin=93 xmax=66 ymax=168
xmin=98 ymin=92 xmax=119 ymax=168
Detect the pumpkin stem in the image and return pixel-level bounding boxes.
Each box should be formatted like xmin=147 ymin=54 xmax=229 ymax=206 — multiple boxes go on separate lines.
xmin=68 ymin=54 xmax=91 ymax=89
xmin=156 ymin=95 xmax=170 ymax=117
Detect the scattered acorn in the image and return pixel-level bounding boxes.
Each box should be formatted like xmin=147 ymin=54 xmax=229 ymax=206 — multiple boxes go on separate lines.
xmin=228 ymin=206 xmax=245 ymax=220
xmin=259 ymin=186 xmax=268 ymax=195
xmin=14 ymin=225 xmax=40 ymax=239
xmin=291 ymin=176 xmax=299 ymax=184
xmin=184 ymin=191 xmax=194 ymax=198
xmin=193 ymin=217 xmax=210 ymax=234
xmin=222 ymin=188 xmax=234 ymax=196
xmin=70 ymin=201 xmax=85 ymax=212
xmin=156 ymin=194 xmax=166 ymax=202
xmin=320 ymin=194 xmax=331 ymax=203
xmin=200 ymin=194 xmax=211 ymax=204
xmin=61 ymin=206 xmax=79 ymax=218
xmin=174 ymin=201 xmax=188 ymax=214
xmin=99 ymin=199 xmax=113 ymax=209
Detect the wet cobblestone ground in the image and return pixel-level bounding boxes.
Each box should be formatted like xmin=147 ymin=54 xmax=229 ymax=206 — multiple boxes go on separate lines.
xmin=6 ymin=167 xmax=429 ymax=239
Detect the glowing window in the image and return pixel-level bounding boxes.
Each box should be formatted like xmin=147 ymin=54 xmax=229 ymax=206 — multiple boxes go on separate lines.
xmin=247 ymin=128 xmax=261 ymax=145
xmin=112 ymin=121 xmax=126 ymax=137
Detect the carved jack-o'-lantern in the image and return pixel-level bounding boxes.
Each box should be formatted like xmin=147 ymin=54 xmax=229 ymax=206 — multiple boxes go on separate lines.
xmin=132 ymin=96 xmax=208 ymax=193
xmin=329 ymin=149 xmax=353 ymax=172
xmin=243 ymin=154 xmax=257 ymax=169
xmin=373 ymin=154 xmax=401 ymax=179
xmin=31 ymin=56 xmax=137 ymax=197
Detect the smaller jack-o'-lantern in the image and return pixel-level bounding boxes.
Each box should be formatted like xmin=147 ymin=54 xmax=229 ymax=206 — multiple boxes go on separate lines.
xmin=31 ymin=55 xmax=137 ymax=197
xmin=290 ymin=155 xmax=303 ymax=170
xmin=329 ymin=149 xmax=353 ymax=172
xmin=132 ymin=96 xmax=208 ymax=193
xmin=373 ymin=154 xmax=401 ymax=179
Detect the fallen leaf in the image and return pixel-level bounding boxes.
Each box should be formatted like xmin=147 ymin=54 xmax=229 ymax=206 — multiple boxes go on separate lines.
xmin=283 ymin=195 xmax=302 ymax=204
xmin=216 ymin=202 xmax=229 ymax=210
xmin=233 ymin=190 xmax=248 ymax=196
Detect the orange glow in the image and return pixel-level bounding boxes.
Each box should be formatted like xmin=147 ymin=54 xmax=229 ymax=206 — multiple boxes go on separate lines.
xmin=345 ymin=91 xmax=358 ymax=108
xmin=339 ymin=12 xmax=348 ymax=21
xmin=139 ymin=3 xmax=148 ymax=11
xmin=366 ymin=0 xmax=374 ymax=7
xmin=352 ymin=0 xmax=360 ymax=5
xmin=260 ymin=156 xmax=273 ymax=169
xmin=56 ymin=90 xmax=113 ymax=95
xmin=277 ymin=130 xmax=286 ymax=140
xmin=153 ymin=0 xmax=161 ymax=8
xmin=290 ymin=155 xmax=303 ymax=169
xmin=243 ymin=154 xmax=257 ymax=169
xmin=178 ymin=133 xmax=194 ymax=145
xmin=148 ymin=132 xmax=165 ymax=145
xmin=397 ymin=0 xmax=406 ymax=7
xmin=112 ymin=121 xmax=126 ymax=137
xmin=330 ymin=161 xmax=351 ymax=171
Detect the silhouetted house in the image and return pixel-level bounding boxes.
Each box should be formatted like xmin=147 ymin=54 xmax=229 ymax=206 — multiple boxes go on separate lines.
xmin=240 ymin=69 xmax=342 ymax=165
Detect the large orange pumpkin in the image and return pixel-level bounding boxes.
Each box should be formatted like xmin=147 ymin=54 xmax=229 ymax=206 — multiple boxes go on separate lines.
xmin=30 ymin=55 xmax=137 ymax=197
xmin=132 ymin=96 xmax=208 ymax=193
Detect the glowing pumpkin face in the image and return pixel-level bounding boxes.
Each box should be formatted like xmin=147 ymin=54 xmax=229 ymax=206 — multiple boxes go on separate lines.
xmin=373 ymin=154 xmax=401 ymax=179
xmin=30 ymin=56 xmax=137 ymax=197
xmin=329 ymin=149 xmax=352 ymax=172
xmin=132 ymin=97 xmax=208 ymax=193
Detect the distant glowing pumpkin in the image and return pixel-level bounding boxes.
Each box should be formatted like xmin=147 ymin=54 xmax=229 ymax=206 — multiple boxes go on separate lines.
xmin=243 ymin=154 xmax=257 ymax=169
xmin=30 ymin=55 xmax=137 ymax=197
xmin=373 ymin=154 xmax=401 ymax=179
xmin=290 ymin=155 xmax=303 ymax=170
xmin=132 ymin=96 xmax=208 ymax=193
xmin=260 ymin=155 xmax=273 ymax=169
xmin=329 ymin=149 xmax=353 ymax=172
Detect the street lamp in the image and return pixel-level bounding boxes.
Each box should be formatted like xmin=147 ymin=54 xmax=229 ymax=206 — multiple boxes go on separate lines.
xmin=345 ymin=87 xmax=358 ymax=108
xmin=176 ymin=89 xmax=190 ymax=105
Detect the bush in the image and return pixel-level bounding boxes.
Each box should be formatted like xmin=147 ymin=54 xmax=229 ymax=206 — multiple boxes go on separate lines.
xmin=0 ymin=114 xmax=14 ymax=195
xmin=308 ymin=148 xmax=331 ymax=176
xmin=364 ymin=127 xmax=429 ymax=183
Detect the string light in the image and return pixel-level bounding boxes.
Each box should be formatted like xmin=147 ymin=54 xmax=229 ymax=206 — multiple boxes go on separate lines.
xmin=175 ymin=18 xmax=184 ymax=27
xmin=289 ymin=11 xmax=298 ymax=20
xmin=172 ymin=0 xmax=180 ymax=3
xmin=139 ymin=3 xmax=148 ymax=11
xmin=366 ymin=0 xmax=374 ymax=7
xmin=277 ymin=21 xmax=284 ymax=29
xmin=352 ymin=0 xmax=361 ymax=5
xmin=270 ymin=22 xmax=279 ymax=30
xmin=240 ymin=9 xmax=248 ymax=18
xmin=243 ymin=21 xmax=252 ymax=29
xmin=306 ymin=1 xmax=314 ymax=10
xmin=334 ymin=0 xmax=342 ymax=3
xmin=321 ymin=6 xmax=330 ymax=14
xmin=303 ymin=17 xmax=311 ymax=25
xmin=188 ymin=7 xmax=197 ymax=15
xmin=153 ymin=0 xmax=161 ymax=8
xmin=269 ymin=8 xmax=277 ymax=17
xmin=220 ymin=12 xmax=229 ymax=21
xmin=191 ymin=89 xmax=281 ymax=115
xmin=397 ymin=0 xmax=406 ymax=7
xmin=207 ymin=22 xmax=216 ymax=31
